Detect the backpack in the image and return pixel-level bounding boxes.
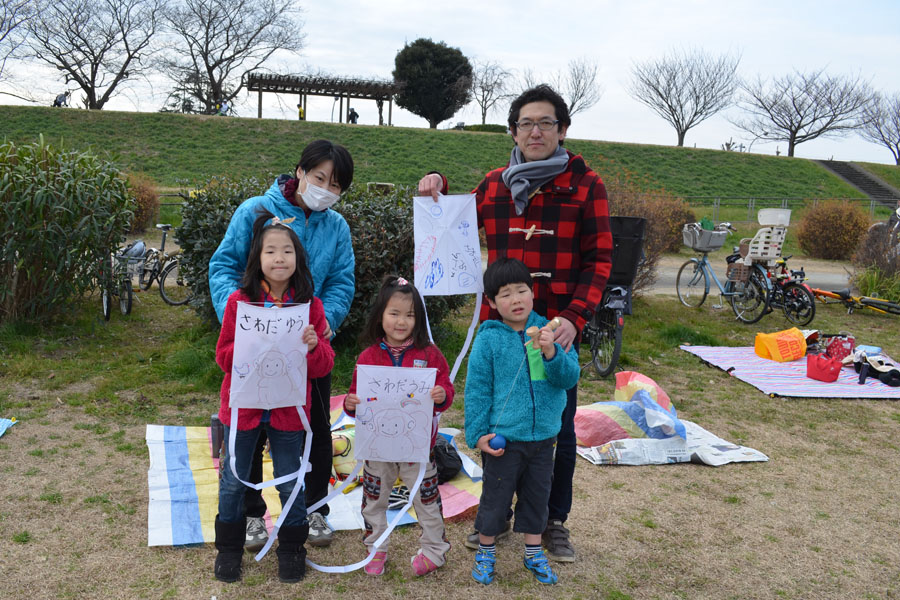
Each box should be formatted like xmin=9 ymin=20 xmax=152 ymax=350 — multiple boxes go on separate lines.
xmin=433 ymin=435 xmax=462 ymax=483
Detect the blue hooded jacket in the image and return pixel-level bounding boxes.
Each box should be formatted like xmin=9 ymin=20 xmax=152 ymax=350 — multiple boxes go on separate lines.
xmin=464 ymin=311 xmax=580 ymax=448
xmin=209 ymin=176 xmax=355 ymax=330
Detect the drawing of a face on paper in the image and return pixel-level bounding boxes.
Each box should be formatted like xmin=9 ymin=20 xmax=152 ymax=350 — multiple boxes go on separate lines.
xmin=353 ymin=365 xmax=436 ymax=463
xmin=413 ymin=194 xmax=483 ymax=296
xmin=229 ymin=301 xmax=310 ymax=410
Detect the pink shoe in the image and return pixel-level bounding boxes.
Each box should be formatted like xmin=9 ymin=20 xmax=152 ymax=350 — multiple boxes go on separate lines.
xmin=364 ymin=551 xmax=387 ymax=576
xmin=411 ymin=551 xmax=438 ymax=576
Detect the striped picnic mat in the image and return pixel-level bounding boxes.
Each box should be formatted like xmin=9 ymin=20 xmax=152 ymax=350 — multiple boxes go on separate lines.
xmin=680 ymin=345 xmax=900 ymax=399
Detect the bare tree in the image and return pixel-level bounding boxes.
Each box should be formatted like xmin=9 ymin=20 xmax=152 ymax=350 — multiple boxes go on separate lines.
xmin=0 ymin=0 xmax=31 ymax=81
xmin=629 ymin=49 xmax=740 ymax=147
xmin=522 ymin=57 xmax=603 ymax=117
xmin=470 ymin=59 xmax=513 ymax=125
xmin=734 ymin=69 xmax=873 ymax=157
xmin=160 ymin=0 xmax=304 ymax=114
xmin=860 ymin=92 xmax=900 ymax=165
xmin=24 ymin=0 xmax=163 ymax=109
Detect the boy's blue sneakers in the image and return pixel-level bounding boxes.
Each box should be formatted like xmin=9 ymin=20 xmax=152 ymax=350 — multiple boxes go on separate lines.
xmin=471 ymin=549 xmax=496 ymax=584
xmin=523 ymin=550 xmax=558 ymax=584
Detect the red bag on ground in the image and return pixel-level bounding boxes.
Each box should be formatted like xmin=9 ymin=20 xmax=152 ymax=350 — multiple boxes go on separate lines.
xmin=806 ymin=353 xmax=842 ymax=383
xmin=823 ymin=333 xmax=855 ymax=361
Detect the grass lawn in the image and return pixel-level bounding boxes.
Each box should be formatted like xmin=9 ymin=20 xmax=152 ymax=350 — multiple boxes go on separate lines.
xmin=2 ymin=276 xmax=899 ymax=599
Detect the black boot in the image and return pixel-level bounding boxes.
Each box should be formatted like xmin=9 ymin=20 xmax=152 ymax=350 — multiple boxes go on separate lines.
xmin=276 ymin=524 xmax=309 ymax=583
xmin=214 ymin=516 xmax=245 ymax=583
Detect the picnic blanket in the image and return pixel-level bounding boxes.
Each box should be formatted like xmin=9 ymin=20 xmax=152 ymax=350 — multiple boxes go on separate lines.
xmin=574 ymin=371 xmax=768 ymax=466
xmin=680 ymin=345 xmax=900 ymax=399
xmin=146 ymin=400 xmax=482 ymax=547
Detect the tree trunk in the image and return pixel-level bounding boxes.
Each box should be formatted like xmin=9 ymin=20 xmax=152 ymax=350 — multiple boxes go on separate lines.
xmin=428 ymin=119 xmax=438 ymax=129
xmin=676 ymin=129 xmax=686 ymax=147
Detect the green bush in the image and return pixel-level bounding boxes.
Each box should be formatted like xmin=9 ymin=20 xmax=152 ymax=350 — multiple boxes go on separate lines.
xmin=797 ymin=200 xmax=870 ymax=260
xmin=176 ymin=175 xmax=272 ymax=325
xmin=463 ymin=124 xmax=507 ymax=134
xmin=177 ymin=178 xmax=468 ymax=341
xmin=336 ymin=185 xmax=469 ymax=343
xmin=0 ymin=137 xmax=133 ymax=322
xmin=126 ymin=172 xmax=159 ymax=233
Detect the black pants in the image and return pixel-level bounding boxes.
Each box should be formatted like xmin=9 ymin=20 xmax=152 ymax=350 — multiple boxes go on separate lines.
xmin=243 ymin=373 xmax=333 ymax=518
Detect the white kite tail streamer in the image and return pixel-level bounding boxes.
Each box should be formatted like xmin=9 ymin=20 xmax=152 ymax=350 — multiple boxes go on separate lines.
xmin=421 ymin=293 xmax=483 ymax=385
xmin=305 ymin=462 xmax=426 ymax=574
xmin=224 ymin=405 xmax=312 ymax=561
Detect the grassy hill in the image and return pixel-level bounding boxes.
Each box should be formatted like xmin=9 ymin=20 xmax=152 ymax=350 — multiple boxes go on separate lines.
xmin=1 ymin=105 xmax=891 ymax=199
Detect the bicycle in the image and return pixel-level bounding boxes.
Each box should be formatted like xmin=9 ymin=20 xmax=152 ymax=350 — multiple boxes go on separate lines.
xmin=758 ymin=255 xmax=816 ymax=326
xmin=809 ymin=287 xmax=900 ymax=316
xmin=676 ymin=222 xmax=769 ymax=324
xmin=137 ymin=224 xmax=193 ymax=306
xmin=98 ymin=250 xmax=133 ymax=320
xmin=582 ymin=216 xmax=647 ymax=377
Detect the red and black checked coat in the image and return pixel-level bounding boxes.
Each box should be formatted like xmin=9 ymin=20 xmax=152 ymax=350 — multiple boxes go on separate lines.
xmin=437 ymin=151 xmax=613 ymax=331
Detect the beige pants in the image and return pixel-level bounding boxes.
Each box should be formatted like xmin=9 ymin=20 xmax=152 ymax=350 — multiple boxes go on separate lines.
xmin=361 ymin=459 xmax=450 ymax=566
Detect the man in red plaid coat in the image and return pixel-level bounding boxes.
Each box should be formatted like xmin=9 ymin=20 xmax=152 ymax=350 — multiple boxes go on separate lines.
xmin=418 ymin=84 xmax=613 ymax=563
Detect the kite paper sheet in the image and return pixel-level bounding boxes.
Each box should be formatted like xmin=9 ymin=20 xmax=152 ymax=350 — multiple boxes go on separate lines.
xmin=353 ymin=365 xmax=436 ymax=463
xmin=229 ymin=302 xmax=309 ymax=409
xmin=413 ymin=194 xmax=482 ymax=296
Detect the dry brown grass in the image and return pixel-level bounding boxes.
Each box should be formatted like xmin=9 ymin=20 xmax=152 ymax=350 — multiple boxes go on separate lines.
xmin=2 ymin=295 xmax=900 ymax=599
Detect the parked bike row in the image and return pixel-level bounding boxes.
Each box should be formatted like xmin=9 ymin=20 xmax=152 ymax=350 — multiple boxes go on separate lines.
xmin=98 ymin=224 xmax=193 ymax=320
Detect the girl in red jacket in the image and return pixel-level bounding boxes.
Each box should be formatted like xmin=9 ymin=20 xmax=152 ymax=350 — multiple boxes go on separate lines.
xmin=344 ymin=275 xmax=454 ymax=577
xmin=214 ymin=210 xmax=335 ymax=584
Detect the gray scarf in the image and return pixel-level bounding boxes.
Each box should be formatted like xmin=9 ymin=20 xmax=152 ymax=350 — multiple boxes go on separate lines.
xmin=501 ymin=145 xmax=569 ymax=215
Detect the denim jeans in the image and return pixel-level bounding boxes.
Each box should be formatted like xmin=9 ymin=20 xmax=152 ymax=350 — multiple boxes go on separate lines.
xmin=219 ymin=423 xmax=307 ymax=528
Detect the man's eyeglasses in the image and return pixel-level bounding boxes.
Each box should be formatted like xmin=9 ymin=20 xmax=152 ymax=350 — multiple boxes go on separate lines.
xmin=515 ymin=119 xmax=559 ymax=132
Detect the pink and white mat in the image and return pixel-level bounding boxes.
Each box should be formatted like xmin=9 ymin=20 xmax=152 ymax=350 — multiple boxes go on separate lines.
xmin=680 ymin=345 xmax=900 ymax=399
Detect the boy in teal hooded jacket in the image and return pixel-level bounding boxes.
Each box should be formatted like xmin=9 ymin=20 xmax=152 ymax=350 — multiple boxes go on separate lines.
xmin=464 ymin=258 xmax=580 ymax=585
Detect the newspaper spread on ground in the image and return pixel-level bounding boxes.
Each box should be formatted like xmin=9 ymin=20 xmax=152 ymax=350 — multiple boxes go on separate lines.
xmin=576 ymin=419 xmax=768 ymax=467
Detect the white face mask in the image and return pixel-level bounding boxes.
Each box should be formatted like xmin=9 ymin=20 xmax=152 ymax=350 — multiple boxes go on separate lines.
xmin=300 ymin=173 xmax=341 ymax=211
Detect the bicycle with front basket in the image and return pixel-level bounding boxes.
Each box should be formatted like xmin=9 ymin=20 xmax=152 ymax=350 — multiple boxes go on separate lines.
xmin=582 ymin=216 xmax=647 ymax=377
xmin=137 ymin=224 xmax=192 ymax=306
xmin=676 ymin=222 xmax=769 ymax=324
xmin=97 ymin=249 xmax=133 ymax=320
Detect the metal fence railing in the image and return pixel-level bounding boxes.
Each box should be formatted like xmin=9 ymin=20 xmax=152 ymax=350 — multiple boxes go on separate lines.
xmin=681 ymin=196 xmax=897 ymax=224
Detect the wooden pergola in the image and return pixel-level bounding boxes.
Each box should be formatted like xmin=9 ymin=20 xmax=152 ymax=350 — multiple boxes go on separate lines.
xmin=245 ymin=73 xmax=402 ymax=125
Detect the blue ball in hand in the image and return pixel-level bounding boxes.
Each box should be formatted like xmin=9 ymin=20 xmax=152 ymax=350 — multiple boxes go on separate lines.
xmin=488 ymin=434 xmax=506 ymax=450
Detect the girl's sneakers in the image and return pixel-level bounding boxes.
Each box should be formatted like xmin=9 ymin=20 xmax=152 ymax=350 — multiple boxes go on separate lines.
xmin=364 ymin=551 xmax=388 ymax=576
xmin=411 ymin=551 xmax=438 ymax=576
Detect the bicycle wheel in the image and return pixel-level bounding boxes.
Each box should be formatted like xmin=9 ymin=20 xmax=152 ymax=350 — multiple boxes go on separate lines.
xmin=160 ymin=260 xmax=192 ymax=306
xmin=139 ymin=255 xmax=158 ymax=291
xmin=676 ymin=259 xmax=709 ymax=307
xmin=587 ymin=307 xmax=623 ymax=378
xmin=860 ymin=297 xmax=900 ymax=316
xmin=119 ymin=278 xmax=133 ymax=315
xmin=781 ymin=282 xmax=816 ymax=326
xmin=730 ymin=268 xmax=768 ymax=324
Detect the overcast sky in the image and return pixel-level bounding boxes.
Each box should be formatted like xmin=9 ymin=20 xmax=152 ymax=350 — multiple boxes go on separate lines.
xmin=4 ymin=0 xmax=900 ymax=164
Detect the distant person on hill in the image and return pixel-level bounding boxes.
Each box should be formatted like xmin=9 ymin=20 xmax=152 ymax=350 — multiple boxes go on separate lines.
xmin=298 ymin=104 xmax=305 ymax=121
xmin=52 ymin=91 xmax=69 ymax=107
xmin=348 ymin=107 xmax=359 ymax=124
xmin=417 ymin=84 xmax=612 ymax=564
xmin=218 ymin=100 xmax=230 ymax=116
xmin=209 ymin=139 xmax=355 ymax=553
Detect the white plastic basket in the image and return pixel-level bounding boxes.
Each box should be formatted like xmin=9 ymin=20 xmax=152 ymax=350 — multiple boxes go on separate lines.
xmin=757 ymin=208 xmax=791 ymax=227
xmin=682 ymin=223 xmax=728 ymax=252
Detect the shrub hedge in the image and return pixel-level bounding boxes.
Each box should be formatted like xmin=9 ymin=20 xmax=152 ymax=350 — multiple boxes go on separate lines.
xmin=126 ymin=173 xmax=160 ymax=233
xmin=0 ymin=138 xmax=133 ymax=322
xmin=176 ymin=177 xmax=468 ymax=342
xmin=797 ymin=200 xmax=869 ymax=260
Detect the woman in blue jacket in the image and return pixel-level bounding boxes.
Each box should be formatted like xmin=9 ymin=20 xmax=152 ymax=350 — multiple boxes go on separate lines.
xmin=209 ymin=139 xmax=354 ymax=550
